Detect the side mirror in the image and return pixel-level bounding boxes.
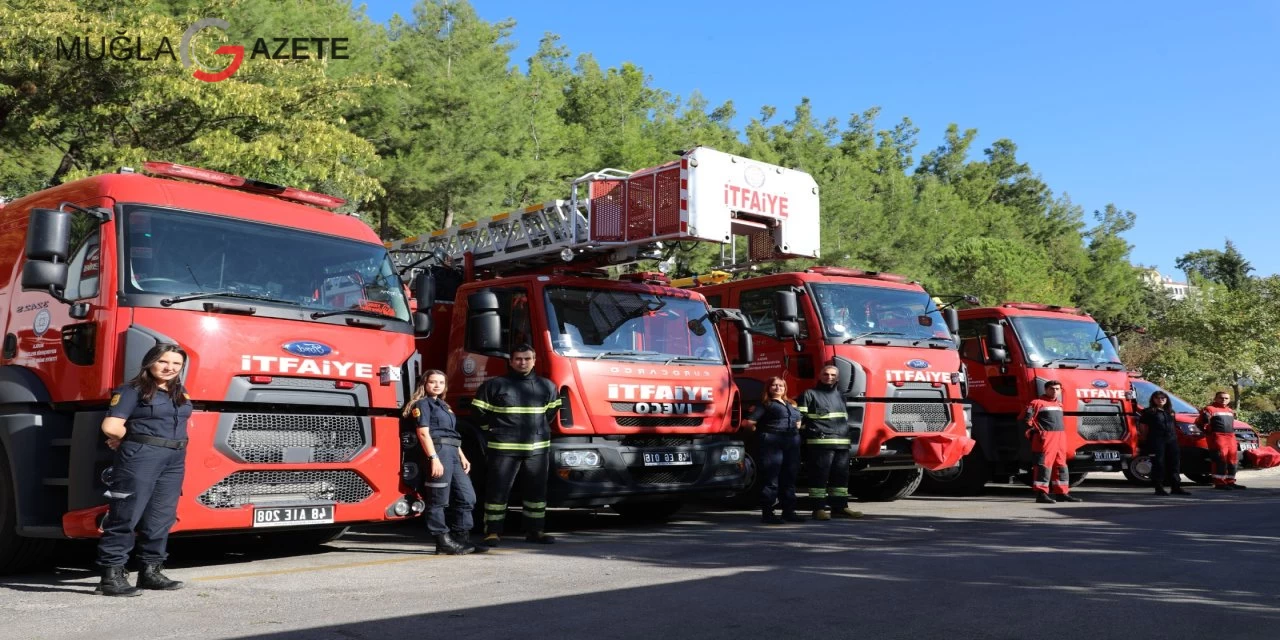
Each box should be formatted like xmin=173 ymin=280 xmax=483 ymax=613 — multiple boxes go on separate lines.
xmin=773 ymin=290 xmax=799 ymax=339
xmin=944 ymin=308 xmax=959 ymax=335
xmin=985 ymin=322 xmax=1008 ymax=363
xmin=1108 ymin=335 xmax=1119 ymax=352
xmin=20 ymin=209 xmax=73 ymax=293
xmin=412 ymin=271 xmax=436 ymax=337
xmin=466 ymin=291 xmax=502 ymax=353
xmin=736 ymin=326 xmax=754 ymax=368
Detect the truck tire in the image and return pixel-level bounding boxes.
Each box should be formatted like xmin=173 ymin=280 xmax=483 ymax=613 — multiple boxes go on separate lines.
xmin=1068 ymin=471 xmax=1089 ymax=488
xmin=850 ymin=468 xmax=923 ymax=502
xmin=1184 ymin=472 xmax=1213 ymax=485
xmin=1123 ymin=455 xmax=1153 ymax=485
xmin=612 ymin=501 xmax=683 ymax=522
xmin=0 ymin=448 xmax=56 ymax=575
xmin=920 ymin=448 xmax=989 ymax=496
xmin=727 ymin=440 xmax=761 ymax=507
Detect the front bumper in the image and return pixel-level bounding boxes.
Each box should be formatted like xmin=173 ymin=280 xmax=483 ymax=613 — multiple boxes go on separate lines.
xmin=547 ymin=435 xmax=746 ymax=507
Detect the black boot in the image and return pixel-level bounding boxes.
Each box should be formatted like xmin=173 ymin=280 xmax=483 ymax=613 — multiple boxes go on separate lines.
xmin=1035 ymin=492 xmax=1056 ymax=504
xmin=1154 ymin=484 xmax=1169 ymax=496
xmin=96 ymin=565 xmax=142 ymax=597
xmin=781 ymin=511 xmax=807 ymax=523
xmin=434 ymin=533 xmax=474 ymax=555
xmin=1171 ymin=486 xmax=1191 ymax=495
xmin=137 ymin=563 xmax=183 ymax=590
xmin=453 ymin=531 xmax=485 ymax=553
xmin=761 ymin=509 xmax=784 ymax=524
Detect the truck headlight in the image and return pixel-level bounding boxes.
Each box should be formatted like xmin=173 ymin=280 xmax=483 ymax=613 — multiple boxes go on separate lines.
xmin=561 ymin=450 xmax=601 ymax=468
xmin=1177 ymin=422 xmax=1202 ymax=436
xmin=720 ymin=446 xmax=744 ymax=463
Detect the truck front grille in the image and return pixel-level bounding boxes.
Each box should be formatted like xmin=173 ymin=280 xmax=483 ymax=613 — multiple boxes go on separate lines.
xmin=228 ymin=414 xmax=366 ymax=463
xmin=197 ymin=470 xmax=373 ymax=509
xmin=631 ymin=466 xmax=703 ymax=485
xmin=623 ymin=436 xmax=692 ymax=448
xmin=1078 ymin=413 xmax=1127 ymax=441
xmin=615 ymin=417 xmax=704 ymax=427
xmin=886 ymin=403 xmax=949 ymax=433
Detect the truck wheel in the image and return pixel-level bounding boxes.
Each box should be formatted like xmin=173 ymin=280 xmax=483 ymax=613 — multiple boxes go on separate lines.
xmin=612 ymin=501 xmax=683 ymax=522
xmin=1068 ymin=471 xmax=1089 ymax=488
xmin=850 ymin=468 xmax=923 ymax=502
xmin=920 ymin=448 xmax=989 ymax=496
xmin=727 ymin=442 xmax=761 ymax=507
xmin=1123 ymin=456 xmax=1153 ymax=485
xmin=0 ymin=449 xmax=56 ymax=575
xmin=1184 ymin=472 xmax=1213 ymax=485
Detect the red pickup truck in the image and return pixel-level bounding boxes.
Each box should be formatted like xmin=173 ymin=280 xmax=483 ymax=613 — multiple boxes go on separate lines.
xmin=1127 ymin=378 xmax=1263 ymax=485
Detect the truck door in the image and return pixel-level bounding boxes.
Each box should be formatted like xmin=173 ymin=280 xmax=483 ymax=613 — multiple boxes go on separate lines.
xmin=736 ymin=285 xmax=811 ymax=402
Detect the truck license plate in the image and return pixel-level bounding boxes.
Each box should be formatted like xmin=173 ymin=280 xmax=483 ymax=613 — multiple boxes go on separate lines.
xmin=1240 ymin=442 xmax=1257 ymax=451
xmin=642 ymin=451 xmax=692 ymax=466
xmin=1093 ymin=450 xmax=1120 ymax=462
xmin=252 ymin=504 xmax=335 ymax=528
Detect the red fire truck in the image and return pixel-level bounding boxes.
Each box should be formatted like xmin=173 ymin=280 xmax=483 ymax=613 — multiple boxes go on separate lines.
xmin=0 ymin=163 xmax=427 ymax=573
xmin=927 ymin=303 xmax=1139 ymax=494
xmin=384 ymin=147 xmax=821 ymax=519
xmin=692 ymin=268 xmax=972 ymax=502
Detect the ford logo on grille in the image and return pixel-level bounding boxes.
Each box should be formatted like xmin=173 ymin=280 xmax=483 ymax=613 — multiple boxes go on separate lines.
xmin=282 ymin=341 xmax=333 ymax=358
xmin=906 ymin=359 xmax=929 ymax=369
xmin=1092 ymin=379 xmax=1109 ymax=388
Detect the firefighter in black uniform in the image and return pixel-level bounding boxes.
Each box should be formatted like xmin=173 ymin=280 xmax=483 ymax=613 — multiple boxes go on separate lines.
xmin=1139 ymin=390 xmax=1189 ymax=496
xmin=472 ymin=344 xmax=560 ymax=546
xmin=95 ymin=343 xmax=191 ymax=597
xmin=404 ymin=369 xmax=483 ymax=555
xmin=743 ymin=376 xmax=805 ymax=524
xmin=799 ymin=365 xmax=863 ymax=520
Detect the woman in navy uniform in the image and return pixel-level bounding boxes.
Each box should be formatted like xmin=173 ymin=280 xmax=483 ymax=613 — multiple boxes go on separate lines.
xmin=403 ymin=370 xmax=482 ymax=555
xmin=95 ymin=343 xmax=191 ymax=597
xmin=743 ymin=377 xmax=805 ymax=524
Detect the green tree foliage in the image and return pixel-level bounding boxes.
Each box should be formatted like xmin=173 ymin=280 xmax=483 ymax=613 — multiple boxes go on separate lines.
xmin=0 ymin=0 xmax=383 ymax=204
xmin=1175 ymin=240 xmax=1254 ymax=291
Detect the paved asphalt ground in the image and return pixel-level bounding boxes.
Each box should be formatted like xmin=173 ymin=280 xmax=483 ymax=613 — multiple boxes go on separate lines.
xmin=3 ymin=468 xmax=1279 ymax=640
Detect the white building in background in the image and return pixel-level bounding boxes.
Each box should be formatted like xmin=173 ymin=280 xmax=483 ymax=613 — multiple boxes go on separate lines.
xmin=1143 ymin=268 xmax=1194 ymax=300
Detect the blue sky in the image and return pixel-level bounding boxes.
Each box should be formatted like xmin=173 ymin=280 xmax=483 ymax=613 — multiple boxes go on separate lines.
xmin=362 ymin=0 xmax=1280 ymax=278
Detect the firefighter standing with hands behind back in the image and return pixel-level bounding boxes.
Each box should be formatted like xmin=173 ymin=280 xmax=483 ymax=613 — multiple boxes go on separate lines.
xmin=472 ymin=344 xmax=561 ymax=546
xmin=1023 ymin=380 xmax=1082 ymax=504
xmin=799 ymin=365 xmax=862 ymax=520
xmin=1197 ymin=391 xmax=1245 ymax=490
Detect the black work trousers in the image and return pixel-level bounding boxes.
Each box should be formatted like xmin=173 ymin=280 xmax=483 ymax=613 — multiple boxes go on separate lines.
xmin=96 ymin=441 xmax=186 ymax=568
xmin=805 ymin=446 xmax=851 ymax=510
xmin=758 ymin=431 xmax=801 ymax=514
xmin=483 ymin=452 xmax=549 ymax=535
xmin=1148 ymin=437 xmax=1182 ymax=489
xmin=422 ymin=445 xmax=476 ymax=536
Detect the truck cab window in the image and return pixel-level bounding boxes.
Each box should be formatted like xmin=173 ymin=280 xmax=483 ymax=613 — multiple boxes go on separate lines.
xmin=63 ymin=220 xmax=101 ymax=300
xmin=739 ymin=286 xmax=806 ymax=339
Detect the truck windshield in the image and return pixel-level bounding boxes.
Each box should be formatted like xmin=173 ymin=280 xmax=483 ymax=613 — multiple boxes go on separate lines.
xmin=1009 ymin=316 xmax=1121 ymax=366
xmin=544 ymin=287 xmax=725 ymax=363
xmin=809 ymin=283 xmax=952 ymax=344
xmin=1131 ymin=380 xmax=1199 ymax=414
xmin=122 ymin=206 xmax=410 ymax=322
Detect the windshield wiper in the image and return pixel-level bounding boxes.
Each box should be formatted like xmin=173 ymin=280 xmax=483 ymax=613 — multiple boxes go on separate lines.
xmin=1041 ymin=357 xmax=1094 ymax=368
xmin=161 ymin=291 xmax=301 ymax=307
xmin=311 ymin=308 xmax=395 ymax=321
xmin=843 ymin=331 xmax=904 ymax=344
xmin=663 ymin=355 xmax=720 ymax=365
xmin=592 ymin=350 xmax=660 ymax=360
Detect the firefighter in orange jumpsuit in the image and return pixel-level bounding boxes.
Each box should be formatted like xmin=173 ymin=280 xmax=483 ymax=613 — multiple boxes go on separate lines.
xmin=1023 ymin=381 xmax=1082 ymax=503
xmin=1196 ymin=391 xmax=1245 ymax=490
